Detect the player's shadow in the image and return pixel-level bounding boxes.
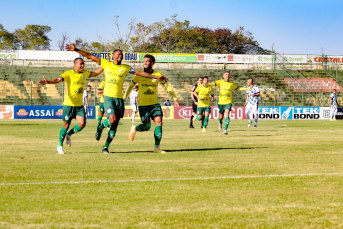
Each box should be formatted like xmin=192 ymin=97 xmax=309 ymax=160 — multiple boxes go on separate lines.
xmin=109 ymin=146 xmax=268 ymax=154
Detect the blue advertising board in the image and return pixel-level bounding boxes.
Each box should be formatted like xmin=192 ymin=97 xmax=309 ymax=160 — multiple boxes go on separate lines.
xmin=14 ymin=106 xmax=95 ymax=119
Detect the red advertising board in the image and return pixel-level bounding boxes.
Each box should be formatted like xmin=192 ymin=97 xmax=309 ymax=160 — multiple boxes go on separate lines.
xmin=174 ymin=106 xmax=247 ymax=119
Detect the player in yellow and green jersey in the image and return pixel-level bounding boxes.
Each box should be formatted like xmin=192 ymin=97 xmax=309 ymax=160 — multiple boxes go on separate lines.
xmin=193 ymin=76 xmax=214 ymax=132
xmin=97 ymin=77 xmax=105 ymax=126
xmin=38 ymin=58 xmax=103 ymax=154
xmin=124 ymin=54 xmax=180 ymax=153
xmin=65 ymin=44 xmax=168 ymax=154
xmin=207 ymin=71 xmax=250 ymax=134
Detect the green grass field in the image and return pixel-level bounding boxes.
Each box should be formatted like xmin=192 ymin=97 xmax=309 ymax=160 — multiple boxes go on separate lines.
xmin=1 ymin=118 xmax=343 ymax=228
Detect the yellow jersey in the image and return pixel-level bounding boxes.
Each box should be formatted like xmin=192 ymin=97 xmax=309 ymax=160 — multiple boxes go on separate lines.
xmin=195 ymin=84 xmax=213 ymax=107
xmin=214 ymin=79 xmax=239 ymax=104
xmin=100 ymin=58 xmax=134 ymax=98
xmin=98 ymin=80 xmax=105 ymax=103
xmin=132 ymin=70 xmax=164 ymax=106
xmin=61 ymin=69 xmax=92 ymax=106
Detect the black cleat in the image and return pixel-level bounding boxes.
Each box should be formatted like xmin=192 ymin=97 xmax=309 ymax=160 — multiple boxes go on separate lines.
xmin=95 ymin=125 xmax=103 ymax=141
xmin=102 ymin=148 xmax=110 ymax=154
xmin=189 ymin=125 xmax=194 ymax=128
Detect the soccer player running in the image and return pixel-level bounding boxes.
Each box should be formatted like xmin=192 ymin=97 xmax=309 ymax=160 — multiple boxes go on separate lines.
xmin=206 ymin=71 xmax=250 ymax=134
xmin=65 ymin=44 xmax=167 ymax=154
xmin=330 ymin=89 xmax=339 ymax=121
xmin=124 ymin=54 xmax=180 ymax=153
xmin=245 ymin=78 xmax=260 ymax=127
xmin=189 ymin=77 xmax=205 ymax=128
xmin=130 ymin=85 xmax=139 ymax=122
xmin=38 ymin=58 xmax=103 ymax=154
xmin=97 ymin=77 xmax=105 ymax=126
xmin=193 ymin=76 xmax=214 ymax=132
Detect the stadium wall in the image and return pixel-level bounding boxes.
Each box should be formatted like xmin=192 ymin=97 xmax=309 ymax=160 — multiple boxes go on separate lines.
xmin=0 ymin=105 xmax=332 ymax=120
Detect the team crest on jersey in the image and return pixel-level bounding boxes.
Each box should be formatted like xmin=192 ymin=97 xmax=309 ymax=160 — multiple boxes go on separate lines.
xmin=119 ymin=69 xmax=124 ymax=73
xmin=65 ymin=116 xmax=69 ymax=120
xmin=107 ymin=109 xmax=111 ymax=113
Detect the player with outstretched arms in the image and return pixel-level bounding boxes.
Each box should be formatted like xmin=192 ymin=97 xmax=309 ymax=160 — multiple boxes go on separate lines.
xmin=330 ymin=89 xmax=339 ymax=121
xmin=193 ymin=76 xmax=214 ymax=132
xmin=245 ymin=78 xmax=260 ymax=128
xmin=189 ymin=77 xmax=205 ymax=128
xmin=65 ymin=44 xmax=168 ymax=154
xmin=130 ymin=85 xmax=139 ymax=122
xmin=38 ymin=58 xmax=103 ymax=154
xmin=124 ymin=54 xmax=179 ymax=153
xmin=206 ymin=71 xmax=250 ymax=134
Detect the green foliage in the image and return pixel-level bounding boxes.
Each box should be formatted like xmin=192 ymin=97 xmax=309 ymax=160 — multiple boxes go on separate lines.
xmin=14 ymin=25 xmax=51 ymax=50
xmin=0 ymin=24 xmax=17 ymax=49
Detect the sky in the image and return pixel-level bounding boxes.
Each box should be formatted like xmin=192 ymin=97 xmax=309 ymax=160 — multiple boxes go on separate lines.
xmin=1 ymin=0 xmax=342 ymax=55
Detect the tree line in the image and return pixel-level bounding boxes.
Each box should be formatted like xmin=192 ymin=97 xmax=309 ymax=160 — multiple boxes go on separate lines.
xmin=0 ymin=15 xmax=270 ymax=54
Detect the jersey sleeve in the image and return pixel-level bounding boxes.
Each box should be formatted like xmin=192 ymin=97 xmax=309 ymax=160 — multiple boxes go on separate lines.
xmin=99 ymin=58 xmax=109 ymax=69
xmin=214 ymin=80 xmax=220 ymax=87
xmin=60 ymin=71 xmax=70 ymax=82
xmin=191 ymin=85 xmax=197 ymax=92
xmin=132 ymin=75 xmax=139 ymax=84
xmin=195 ymin=86 xmax=200 ymax=93
xmin=84 ymin=70 xmax=92 ymax=79
xmin=210 ymin=87 xmax=214 ymax=95
xmin=98 ymin=81 xmax=105 ymax=90
xmin=331 ymin=93 xmax=334 ymax=98
xmin=232 ymin=82 xmax=239 ymax=90
xmin=125 ymin=64 xmax=135 ymax=74
xmin=255 ymin=86 xmax=260 ymax=93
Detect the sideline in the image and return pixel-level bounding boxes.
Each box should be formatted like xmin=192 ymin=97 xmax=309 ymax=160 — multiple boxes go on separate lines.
xmin=1 ymin=173 xmax=343 ymax=186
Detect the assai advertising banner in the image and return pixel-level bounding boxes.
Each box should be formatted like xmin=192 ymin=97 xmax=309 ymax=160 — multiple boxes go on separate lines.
xmin=14 ymin=106 xmax=95 ymax=119
xmin=139 ymin=53 xmax=197 ymax=63
xmin=81 ymin=52 xmax=139 ymax=62
xmin=174 ymin=106 xmax=247 ymax=120
xmin=0 ymin=105 xmax=14 ymax=119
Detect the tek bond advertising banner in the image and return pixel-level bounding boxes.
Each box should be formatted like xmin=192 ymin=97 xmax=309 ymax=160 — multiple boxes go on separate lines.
xmin=139 ymin=53 xmax=197 ymax=63
xmin=174 ymin=106 xmax=247 ymax=120
xmin=0 ymin=105 xmax=14 ymax=119
xmin=96 ymin=106 xmax=174 ymax=120
xmin=14 ymin=106 xmax=96 ymax=119
xmin=80 ymin=52 xmax=139 ymax=62
xmin=258 ymin=107 xmax=330 ymax=120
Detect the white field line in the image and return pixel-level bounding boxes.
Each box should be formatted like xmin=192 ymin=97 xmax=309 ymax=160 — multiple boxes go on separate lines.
xmin=1 ymin=173 xmax=343 ymax=186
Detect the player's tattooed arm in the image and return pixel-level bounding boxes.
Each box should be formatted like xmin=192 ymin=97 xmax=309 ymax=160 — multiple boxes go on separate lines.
xmin=65 ymin=43 xmax=100 ymax=64
xmin=90 ymin=67 xmax=104 ymax=77
xmin=134 ymin=70 xmax=168 ymax=82
xmin=39 ymin=75 xmax=63 ymax=85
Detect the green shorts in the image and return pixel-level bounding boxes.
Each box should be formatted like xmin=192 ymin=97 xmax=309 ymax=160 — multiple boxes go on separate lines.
xmin=62 ymin=105 xmax=85 ymax=123
xmin=218 ymin=103 xmax=232 ymax=114
xmin=197 ymin=106 xmax=211 ymax=115
xmin=104 ymin=96 xmax=125 ymax=118
xmin=139 ymin=104 xmax=163 ymax=123
xmin=99 ymin=102 xmax=105 ymax=113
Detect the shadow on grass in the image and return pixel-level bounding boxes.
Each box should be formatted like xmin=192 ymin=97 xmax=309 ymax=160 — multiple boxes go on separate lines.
xmin=99 ymin=146 xmax=269 ymax=154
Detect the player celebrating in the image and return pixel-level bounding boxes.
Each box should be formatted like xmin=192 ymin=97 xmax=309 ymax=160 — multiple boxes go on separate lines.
xmin=130 ymin=85 xmax=139 ymax=122
xmin=97 ymin=77 xmax=105 ymax=127
xmin=207 ymin=71 xmax=250 ymax=134
xmin=124 ymin=54 xmax=179 ymax=153
xmin=330 ymin=89 xmax=339 ymax=121
xmin=65 ymin=44 xmax=167 ymax=154
xmin=193 ymin=76 xmax=214 ymax=132
xmin=245 ymin=78 xmax=260 ymax=127
xmin=38 ymin=58 xmax=103 ymax=154
xmin=190 ymin=77 xmax=205 ymax=128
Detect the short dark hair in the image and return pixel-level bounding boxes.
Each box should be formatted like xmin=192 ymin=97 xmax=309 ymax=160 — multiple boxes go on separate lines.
xmin=203 ymin=76 xmax=208 ymax=80
xmin=113 ymin=49 xmax=122 ymax=54
xmin=74 ymin=57 xmax=84 ymax=63
xmin=333 ymin=89 xmax=337 ymax=91
xmin=197 ymin=77 xmax=203 ymax=81
xmin=87 ymin=85 xmax=92 ymax=88
xmin=134 ymin=85 xmax=139 ymax=89
xmin=144 ymin=54 xmax=155 ymax=63
xmin=224 ymin=71 xmax=231 ymax=74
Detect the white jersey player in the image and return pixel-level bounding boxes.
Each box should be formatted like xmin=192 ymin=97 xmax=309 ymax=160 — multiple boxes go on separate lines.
xmin=245 ymin=78 xmax=260 ymax=128
xmin=130 ymin=85 xmax=139 ymax=122
xmin=330 ymin=89 xmax=339 ymax=121
xmin=83 ymin=85 xmax=92 ymax=123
